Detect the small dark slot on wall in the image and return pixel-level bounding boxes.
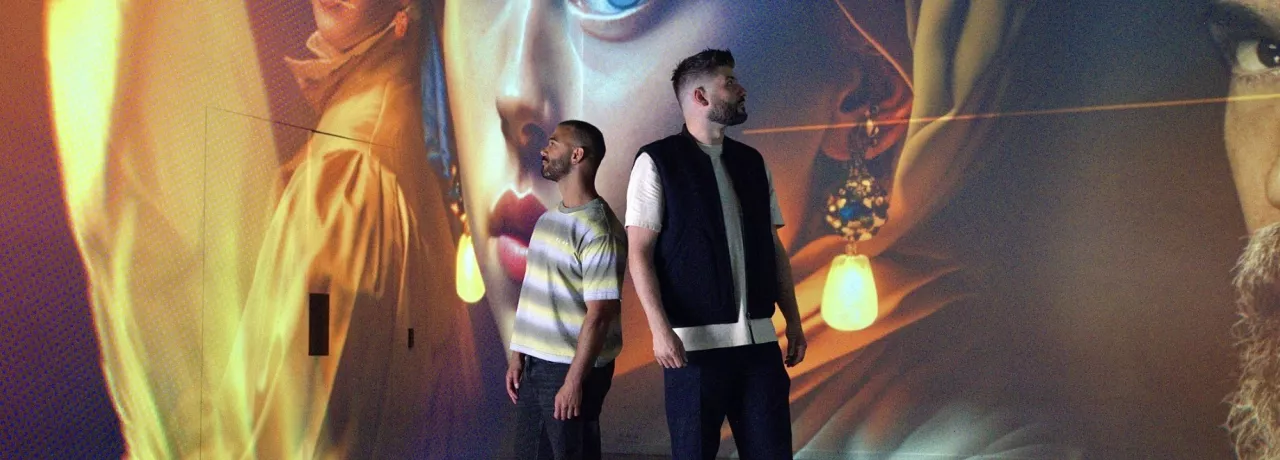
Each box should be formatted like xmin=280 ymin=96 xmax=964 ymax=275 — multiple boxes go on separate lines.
xmin=408 ymin=328 xmax=414 ymax=349
xmin=309 ymin=293 xmax=329 ymax=356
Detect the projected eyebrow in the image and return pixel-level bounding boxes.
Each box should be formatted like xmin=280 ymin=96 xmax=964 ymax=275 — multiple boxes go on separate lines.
xmin=1208 ymin=1 xmax=1278 ymax=39
xmin=1207 ymin=1 xmax=1280 ymax=70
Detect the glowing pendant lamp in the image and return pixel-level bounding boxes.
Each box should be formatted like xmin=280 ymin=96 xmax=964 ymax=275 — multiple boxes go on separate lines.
xmin=456 ymin=229 xmax=485 ymax=303
xmin=821 ymin=155 xmax=887 ymax=331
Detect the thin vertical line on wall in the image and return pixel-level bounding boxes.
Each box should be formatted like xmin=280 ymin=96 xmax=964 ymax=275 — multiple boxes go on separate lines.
xmin=200 ymin=105 xmax=207 ymax=460
xmin=578 ymin=14 xmax=584 ymax=121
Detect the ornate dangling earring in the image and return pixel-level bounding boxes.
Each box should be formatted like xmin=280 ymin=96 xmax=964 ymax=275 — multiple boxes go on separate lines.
xmin=393 ymin=9 xmax=408 ymax=39
xmin=820 ymin=105 xmax=887 ymax=332
xmin=450 ymin=165 xmax=485 ymax=303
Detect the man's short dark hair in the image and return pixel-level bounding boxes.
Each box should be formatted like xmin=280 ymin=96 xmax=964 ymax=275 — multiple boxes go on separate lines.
xmin=671 ymin=49 xmax=735 ymax=101
xmin=559 ymin=120 xmax=607 ymax=162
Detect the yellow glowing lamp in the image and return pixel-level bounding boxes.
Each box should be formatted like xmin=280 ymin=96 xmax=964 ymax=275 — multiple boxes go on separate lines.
xmin=821 ymin=252 xmax=878 ymax=331
xmin=456 ymin=232 xmax=485 ymax=303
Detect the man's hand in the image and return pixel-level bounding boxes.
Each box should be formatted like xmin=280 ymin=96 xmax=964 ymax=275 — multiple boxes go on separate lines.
xmin=653 ymin=327 xmax=687 ymax=369
xmin=506 ymin=352 xmax=524 ymax=404
xmin=784 ymin=323 xmax=807 ymax=367
xmin=554 ymin=381 xmax=582 ymax=420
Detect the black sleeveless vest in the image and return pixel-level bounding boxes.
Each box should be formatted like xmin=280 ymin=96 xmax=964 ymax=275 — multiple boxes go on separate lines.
xmin=638 ymin=126 xmax=779 ymax=327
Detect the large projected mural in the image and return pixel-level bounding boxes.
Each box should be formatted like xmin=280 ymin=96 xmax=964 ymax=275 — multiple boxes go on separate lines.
xmin=1 ymin=0 xmax=1261 ymax=458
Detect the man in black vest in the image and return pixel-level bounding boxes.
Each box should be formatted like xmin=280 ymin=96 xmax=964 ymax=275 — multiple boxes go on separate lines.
xmin=625 ymin=48 xmax=807 ymax=459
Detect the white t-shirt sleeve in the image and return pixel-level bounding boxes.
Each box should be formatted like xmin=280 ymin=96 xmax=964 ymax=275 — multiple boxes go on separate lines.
xmin=766 ymin=162 xmax=784 ymax=227
xmin=625 ymin=153 xmax=664 ymax=232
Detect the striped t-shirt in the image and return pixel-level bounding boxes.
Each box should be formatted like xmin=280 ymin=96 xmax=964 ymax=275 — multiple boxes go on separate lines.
xmin=509 ymin=198 xmax=626 ymax=367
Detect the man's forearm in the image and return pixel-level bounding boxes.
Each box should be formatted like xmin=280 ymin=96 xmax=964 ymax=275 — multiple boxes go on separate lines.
xmin=775 ymin=232 xmax=802 ymax=328
xmin=629 ymin=254 xmax=673 ymax=333
xmin=565 ymin=302 xmax=616 ymax=385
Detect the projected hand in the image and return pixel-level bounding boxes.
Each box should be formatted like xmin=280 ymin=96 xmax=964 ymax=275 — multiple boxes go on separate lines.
xmin=653 ymin=327 xmax=687 ymax=368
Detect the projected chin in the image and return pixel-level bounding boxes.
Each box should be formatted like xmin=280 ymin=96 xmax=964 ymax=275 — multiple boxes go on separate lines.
xmin=1228 ymin=222 xmax=1280 ymax=460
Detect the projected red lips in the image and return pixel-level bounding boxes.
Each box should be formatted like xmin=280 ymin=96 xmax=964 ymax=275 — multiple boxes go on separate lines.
xmin=490 ymin=190 xmax=546 ymax=284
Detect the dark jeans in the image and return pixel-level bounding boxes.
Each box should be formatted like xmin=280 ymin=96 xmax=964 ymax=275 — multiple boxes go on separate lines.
xmin=514 ymin=356 xmax=615 ymax=460
xmin=664 ymin=343 xmax=793 ymax=460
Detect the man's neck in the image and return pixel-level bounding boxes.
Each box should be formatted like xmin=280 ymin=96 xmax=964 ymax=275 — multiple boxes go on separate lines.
xmin=558 ymin=174 xmax=599 ymax=209
xmin=685 ymin=117 xmax=726 ymax=145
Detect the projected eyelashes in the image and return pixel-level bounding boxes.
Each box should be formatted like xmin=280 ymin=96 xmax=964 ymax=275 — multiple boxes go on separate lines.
xmin=573 ymin=0 xmax=644 ymax=15
xmin=1217 ymin=35 xmax=1280 ymax=87
xmin=568 ymin=0 xmax=658 ymax=42
xmin=1207 ymin=4 xmax=1280 ymax=83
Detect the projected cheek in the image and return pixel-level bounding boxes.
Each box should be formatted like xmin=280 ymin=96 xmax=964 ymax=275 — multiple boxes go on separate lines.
xmin=1224 ymin=89 xmax=1280 ymax=231
xmin=1218 ymin=30 xmax=1280 ymax=230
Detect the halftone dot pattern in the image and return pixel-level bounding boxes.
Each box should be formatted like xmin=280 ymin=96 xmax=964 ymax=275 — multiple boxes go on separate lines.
xmin=24 ymin=1 xmax=320 ymax=457
xmin=245 ymin=0 xmax=318 ymax=161
xmin=199 ymin=109 xmax=303 ymax=446
xmin=0 ymin=66 xmax=125 ymax=458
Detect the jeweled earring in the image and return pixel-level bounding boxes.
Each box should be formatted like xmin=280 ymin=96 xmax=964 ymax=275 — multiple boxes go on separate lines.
xmin=820 ymin=106 xmax=887 ymax=332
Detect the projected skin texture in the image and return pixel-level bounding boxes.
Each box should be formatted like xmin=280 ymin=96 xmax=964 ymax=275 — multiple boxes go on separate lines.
xmin=442 ymin=0 xmax=1078 ymax=457
xmin=49 ymin=0 xmax=477 ymax=457
xmin=1210 ymin=1 xmax=1280 ymax=459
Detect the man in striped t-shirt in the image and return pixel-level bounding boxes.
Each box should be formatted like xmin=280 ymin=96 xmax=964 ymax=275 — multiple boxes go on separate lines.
xmin=507 ymin=120 xmax=626 ymax=460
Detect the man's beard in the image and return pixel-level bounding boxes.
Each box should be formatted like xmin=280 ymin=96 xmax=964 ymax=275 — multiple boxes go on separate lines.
xmin=708 ymin=96 xmax=748 ymax=126
xmin=1228 ymin=222 xmax=1280 ymax=460
xmin=541 ymin=156 xmax=571 ymax=182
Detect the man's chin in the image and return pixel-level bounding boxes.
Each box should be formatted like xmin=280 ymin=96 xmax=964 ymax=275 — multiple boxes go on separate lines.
xmin=722 ymin=112 xmax=748 ymax=127
xmin=1228 ymin=222 xmax=1280 ymax=459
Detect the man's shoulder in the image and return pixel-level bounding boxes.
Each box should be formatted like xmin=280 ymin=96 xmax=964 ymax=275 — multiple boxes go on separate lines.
xmin=577 ymin=203 xmax=627 ymax=244
xmin=530 ymin=211 xmax=573 ymax=244
xmin=639 ymin=133 xmax=688 ymax=157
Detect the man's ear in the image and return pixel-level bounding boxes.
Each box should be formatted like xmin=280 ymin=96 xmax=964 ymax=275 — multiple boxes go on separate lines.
xmin=693 ymin=87 xmax=710 ymax=107
xmin=571 ymin=147 xmax=586 ymax=165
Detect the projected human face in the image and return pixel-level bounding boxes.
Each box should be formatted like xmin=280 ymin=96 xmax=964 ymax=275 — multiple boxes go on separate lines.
xmin=312 ymin=0 xmax=404 ymax=51
xmin=441 ymin=0 xmax=909 ymax=333
xmin=1210 ymin=1 xmax=1280 ymax=458
xmin=1211 ymin=0 xmax=1280 ymax=232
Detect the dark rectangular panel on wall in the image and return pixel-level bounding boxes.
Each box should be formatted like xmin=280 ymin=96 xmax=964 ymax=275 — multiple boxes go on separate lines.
xmin=308 ymin=293 xmax=329 ymax=356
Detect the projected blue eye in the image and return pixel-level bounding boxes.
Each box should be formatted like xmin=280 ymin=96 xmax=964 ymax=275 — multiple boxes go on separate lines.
xmin=568 ymin=0 xmax=658 ymax=42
